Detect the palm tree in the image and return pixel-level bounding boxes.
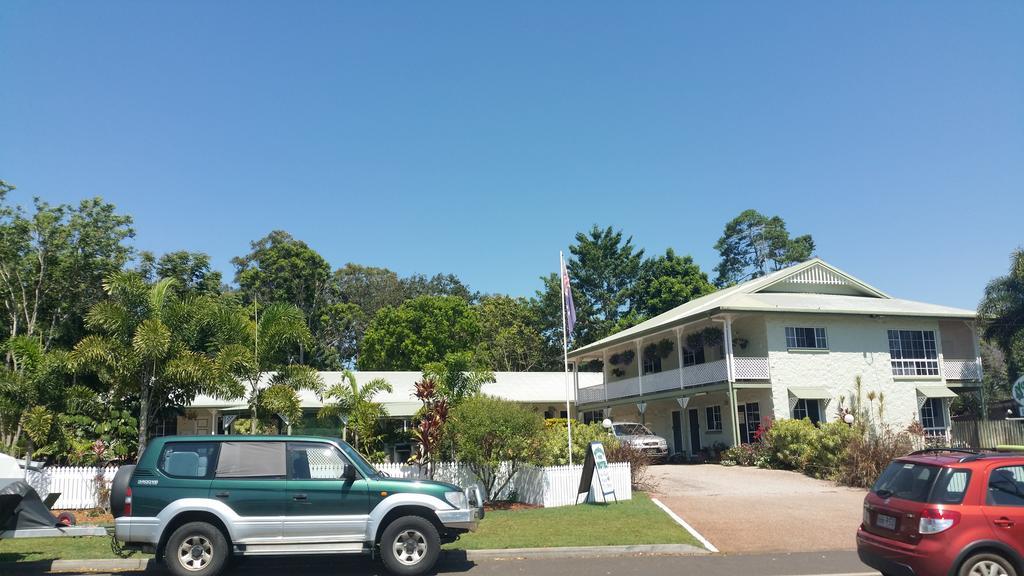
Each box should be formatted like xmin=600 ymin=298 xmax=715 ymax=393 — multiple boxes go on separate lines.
xmin=72 ymin=273 xmax=241 ymax=454
xmin=980 ymin=249 xmax=1024 ymax=382
xmin=319 ymin=370 xmax=391 ymax=453
xmin=216 ymin=302 xmax=323 ymax=434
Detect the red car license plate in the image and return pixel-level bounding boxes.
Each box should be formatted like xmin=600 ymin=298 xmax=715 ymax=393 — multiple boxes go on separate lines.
xmin=876 ymin=513 xmax=897 ymax=531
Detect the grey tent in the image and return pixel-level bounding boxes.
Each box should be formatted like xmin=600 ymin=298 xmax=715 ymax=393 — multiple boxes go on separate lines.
xmin=0 ymin=478 xmax=60 ymax=531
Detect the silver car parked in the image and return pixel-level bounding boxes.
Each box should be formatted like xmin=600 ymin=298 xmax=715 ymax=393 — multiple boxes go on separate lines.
xmin=607 ymin=422 xmax=669 ymax=462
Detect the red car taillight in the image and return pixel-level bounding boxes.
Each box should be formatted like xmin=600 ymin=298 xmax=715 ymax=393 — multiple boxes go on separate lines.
xmin=919 ymin=508 xmax=960 ymax=535
xmin=123 ymin=487 xmax=133 ymax=517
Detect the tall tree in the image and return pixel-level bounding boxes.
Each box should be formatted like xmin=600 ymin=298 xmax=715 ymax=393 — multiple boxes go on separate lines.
xmin=232 ymin=231 xmax=337 ymax=368
xmin=332 ymin=264 xmax=406 ymax=366
xmin=318 ymin=370 xmax=393 ymax=455
xmin=359 ymin=295 xmax=481 ymax=371
xmin=138 ymin=250 xmax=223 ymax=296
xmin=980 ymin=248 xmax=1024 ymax=383
xmin=713 ymin=209 xmax=815 ymax=287
xmin=70 ymin=274 xmax=240 ymax=454
xmin=475 ymin=295 xmax=555 ymax=371
xmin=402 ymin=273 xmax=474 ymax=302
xmin=630 ymin=248 xmax=715 ymax=320
xmin=0 ymin=182 xmax=135 ymax=350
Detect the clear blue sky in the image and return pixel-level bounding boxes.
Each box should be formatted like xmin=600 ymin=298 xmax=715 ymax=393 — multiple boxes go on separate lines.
xmin=2 ymin=1 xmax=1021 ymax=309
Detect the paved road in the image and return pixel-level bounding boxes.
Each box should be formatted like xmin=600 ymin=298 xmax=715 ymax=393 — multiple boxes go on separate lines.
xmin=649 ymin=464 xmax=867 ymax=553
xmin=6 ymin=551 xmax=877 ymax=576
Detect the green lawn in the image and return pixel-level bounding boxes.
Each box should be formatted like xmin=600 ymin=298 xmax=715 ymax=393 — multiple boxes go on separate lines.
xmin=447 ymin=492 xmax=702 ymax=550
xmin=0 ymin=534 xmax=151 ymax=563
xmin=0 ymin=493 xmax=700 ymax=562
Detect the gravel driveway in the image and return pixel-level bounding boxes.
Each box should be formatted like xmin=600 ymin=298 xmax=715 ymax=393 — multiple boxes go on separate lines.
xmin=649 ymin=464 xmax=867 ymax=553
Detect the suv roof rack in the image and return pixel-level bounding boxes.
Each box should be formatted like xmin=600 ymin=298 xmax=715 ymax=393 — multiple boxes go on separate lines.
xmin=910 ymin=448 xmax=979 ymax=456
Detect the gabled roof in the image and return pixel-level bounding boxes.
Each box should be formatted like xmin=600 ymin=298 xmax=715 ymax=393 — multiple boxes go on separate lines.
xmin=568 ymin=258 xmax=975 ymax=358
xmin=187 ymin=371 xmax=603 ymax=416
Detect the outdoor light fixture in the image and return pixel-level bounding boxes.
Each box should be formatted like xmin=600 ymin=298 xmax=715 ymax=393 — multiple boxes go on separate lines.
xmin=843 ymin=413 xmax=855 ymax=425
xmin=636 ymin=402 xmax=647 ymax=414
xmin=602 ymin=418 xmax=613 ymax=429
xmin=676 ymin=397 xmax=690 ymax=409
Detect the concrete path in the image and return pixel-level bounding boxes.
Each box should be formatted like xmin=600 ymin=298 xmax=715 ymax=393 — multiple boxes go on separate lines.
xmin=648 ymin=464 xmax=868 ymax=553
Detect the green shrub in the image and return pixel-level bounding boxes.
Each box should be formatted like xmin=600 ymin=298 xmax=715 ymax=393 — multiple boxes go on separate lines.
xmin=764 ymin=418 xmax=817 ymax=470
xmin=449 ymin=395 xmax=544 ymax=502
xmin=805 ymin=421 xmax=857 ymax=479
xmin=721 ymin=442 xmax=769 ymax=467
xmin=534 ymin=420 xmax=620 ymax=467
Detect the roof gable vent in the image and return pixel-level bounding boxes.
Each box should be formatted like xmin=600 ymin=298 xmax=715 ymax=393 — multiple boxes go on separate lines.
xmin=757 ymin=261 xmax=887 ymax=298
xmin=782 ymin=264 xmax=848 ymax=287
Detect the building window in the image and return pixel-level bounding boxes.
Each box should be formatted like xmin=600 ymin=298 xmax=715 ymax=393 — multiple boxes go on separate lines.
xmin=150 ymin=416 xmax=178 ymax=437
xmin=683 ymin=346 xmax=706 ymax=367
xmin=643 ymin=355 xmax=662 ymax=375
xmin=920 ymin=398 xmax=947 ymax=437
xmin=793 ymin=399 xmax=822 ymax=424
xmin=738 ymin=402 xmax=760 ymax=443
xmin=705 ymin=405 xmax=722 ymax=432
xmin=888 ymin=330 xmax=939 ymax=376
xmin=785 ymin=327 xmax=827 ymax=349
xmin=582 ymin=410 xmax=605 ymax=425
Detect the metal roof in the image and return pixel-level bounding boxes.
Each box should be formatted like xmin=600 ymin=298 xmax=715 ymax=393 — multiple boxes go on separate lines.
xmin=569 ymin=258 xmax=976 ymax=358
xmin=187 ymin=371 xmax=602 ymax=416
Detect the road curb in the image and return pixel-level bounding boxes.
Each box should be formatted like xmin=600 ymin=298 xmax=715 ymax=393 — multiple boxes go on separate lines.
xmin=10 ymin=545 xmax=708 ymax=573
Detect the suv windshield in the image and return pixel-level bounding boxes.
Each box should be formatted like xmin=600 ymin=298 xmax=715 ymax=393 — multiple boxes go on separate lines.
xmin=613 ymin=424 xmax=653 ymax=436
xmin=872 ymin=461 xmax=971 ymax=504
xmin=337 ymin=441 xmax=381 ymax=477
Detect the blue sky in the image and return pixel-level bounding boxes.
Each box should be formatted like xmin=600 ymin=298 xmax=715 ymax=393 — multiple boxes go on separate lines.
xmin=1 ymin=1 xmax=1021 ymax=309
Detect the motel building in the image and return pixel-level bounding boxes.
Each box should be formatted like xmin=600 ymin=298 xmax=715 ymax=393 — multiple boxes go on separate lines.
xmin=569 ymin=259 xmax=983 ymax=456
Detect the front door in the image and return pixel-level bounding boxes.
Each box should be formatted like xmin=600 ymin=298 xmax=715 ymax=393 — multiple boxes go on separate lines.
xmin=283 ymin=442 xmax=373 ymax=543
xmin=737 ymin=403 xmax=761 ymax=444
xmin=687 ymin=408 xmax=701 ymax=455
xmin=671 ymin=411 xmax=683 ymax=455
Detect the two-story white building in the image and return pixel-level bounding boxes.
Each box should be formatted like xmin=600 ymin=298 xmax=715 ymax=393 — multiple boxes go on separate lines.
xmin=569 ymin=259 xmax=982 ymax=456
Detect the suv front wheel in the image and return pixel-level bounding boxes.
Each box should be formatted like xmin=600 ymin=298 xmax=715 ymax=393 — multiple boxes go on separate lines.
xmin=165 ymin=521 xmax=229 ymax=576
xmin=958 ymin=552 xmax=1017 ymax=576
xmin=380 ymin=515 xmax=441 ymax=576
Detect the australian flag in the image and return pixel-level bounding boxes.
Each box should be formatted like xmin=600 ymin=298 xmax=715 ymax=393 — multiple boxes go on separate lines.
xmin=560 ymin=256 xmax=576 ymax=338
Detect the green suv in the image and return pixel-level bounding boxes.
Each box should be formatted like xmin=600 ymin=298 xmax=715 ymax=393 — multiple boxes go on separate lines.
xmin=112 ymin=436 xmax=482 ymax=576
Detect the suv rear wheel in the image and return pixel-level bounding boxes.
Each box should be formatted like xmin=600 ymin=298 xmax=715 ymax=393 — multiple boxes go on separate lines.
xmin=380 ymin=515 xmax=441 ymax=576
xmin=958 ymin=552 xmax=1017 ymax=576
xmin=164 ymin=521 xmax=229 ymax=576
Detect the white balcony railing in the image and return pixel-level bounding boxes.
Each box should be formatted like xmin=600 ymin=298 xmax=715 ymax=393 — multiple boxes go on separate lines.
xmin=577 ymin=356 xmax=770 ymax=404
xmin=734 ymin=356 xmax=771 ymax=380
xmin=943 ymin=359 xmax=983 ymax=381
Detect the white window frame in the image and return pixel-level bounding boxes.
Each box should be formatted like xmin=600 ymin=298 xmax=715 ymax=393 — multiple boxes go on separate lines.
xmin=888 ymin=330 xmax=939 ymax=376
xmin=705 ymin=405 xmax=723 ymax=432
xmin=792 ymin=399 xmax=822 ymax=424
xmin=920 ymin=397 xmax=948 ymax=437
xmin=785 ymin=327 xmax=828 ymax=350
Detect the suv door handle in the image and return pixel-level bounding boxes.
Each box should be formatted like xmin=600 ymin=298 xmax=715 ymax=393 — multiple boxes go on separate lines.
xmin=995 ymin=517 xmax=1015 ymax=528
xmin=293 ymin=494 xmax=308 ymax=501
xmin=214 ymin=491 xmax=230 ymax=498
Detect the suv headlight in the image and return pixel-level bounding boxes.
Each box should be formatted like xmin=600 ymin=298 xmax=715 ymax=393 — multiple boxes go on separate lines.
xmin=445 ymin=491 xmax=468 ymax=509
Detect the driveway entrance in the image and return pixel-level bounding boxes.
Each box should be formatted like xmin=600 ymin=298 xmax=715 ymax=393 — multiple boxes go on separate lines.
xmin=649 ymin=465 xmax=867 ymax=553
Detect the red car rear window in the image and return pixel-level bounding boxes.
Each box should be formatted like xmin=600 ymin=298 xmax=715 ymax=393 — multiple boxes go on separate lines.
xmin=873 ymin=462 xmax=971 ymax=504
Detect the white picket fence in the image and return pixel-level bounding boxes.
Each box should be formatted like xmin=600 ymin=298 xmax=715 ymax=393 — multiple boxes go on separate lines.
xmin=365 ymin=461 xmax=631 ymax=507
xmin=25 ymin=466 xmax=118 ymax=510
xmin=26 ymin=462 xmax=631 ymax=510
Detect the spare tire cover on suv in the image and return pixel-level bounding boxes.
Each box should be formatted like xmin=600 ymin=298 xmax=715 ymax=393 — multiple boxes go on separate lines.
xmin=110 ymin=464 xmax=135 ymax=519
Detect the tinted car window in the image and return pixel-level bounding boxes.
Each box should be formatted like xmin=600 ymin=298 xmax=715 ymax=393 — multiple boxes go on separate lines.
xmin=988 ymin=466 xmax=1024 ymax=506
xmin=159 ymin=442 xmax=218 ymax=479
xmin=288 ymin=442 xmax=351 ymax=480
xmin=613 ymin=424 xmax=652 ymax=436
xmin=215 ymin=442 xmax=286 ymax=479
xmin=933 ymin=469 xmax=971 ymax=504
xmin=873 ymin=462 xmax=972 ymax=504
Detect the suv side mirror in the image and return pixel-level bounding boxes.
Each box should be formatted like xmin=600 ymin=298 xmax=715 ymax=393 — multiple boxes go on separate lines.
xmin=343 ymin=463 xmax=357 ymax=481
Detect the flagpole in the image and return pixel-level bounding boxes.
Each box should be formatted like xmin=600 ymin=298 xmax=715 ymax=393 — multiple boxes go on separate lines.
xmin=560 ymin=251 xmax=573 ymax=469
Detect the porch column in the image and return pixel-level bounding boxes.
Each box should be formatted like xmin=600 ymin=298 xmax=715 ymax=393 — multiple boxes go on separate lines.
xmin=636 ymin=339 xmax=644 ymax=397
xmin=572 ymin=361 xmax=579 ymax=419
xmin=723 ymin=316 xmax=741 ymax=445
xmin=675 ymin=327 xmax=685 ymax=390
xmin=602 ymin=350 xmax=609 ymax=402
xmin=970 ymin=320 xmax=986 ymax=417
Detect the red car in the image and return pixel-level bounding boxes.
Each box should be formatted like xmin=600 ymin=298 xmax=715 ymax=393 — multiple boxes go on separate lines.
xmin=858 ymin=449 xmax=1024 ymax=576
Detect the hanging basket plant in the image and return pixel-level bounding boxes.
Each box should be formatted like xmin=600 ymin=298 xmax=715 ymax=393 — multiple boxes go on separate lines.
xmin=621 ymin=349 xmax=635 ymax=365
xmin=609 ymin=353 xmax=622 ymax=366
xmin=585 ymin=359 xmax=604 ymax=372
xmin=644 ymin=339 xmax=675 ymax=361
xmin=611 ymin=368 xmax=625 ymax=378
xmin=686 ymin=327 xmax=723 ymax=351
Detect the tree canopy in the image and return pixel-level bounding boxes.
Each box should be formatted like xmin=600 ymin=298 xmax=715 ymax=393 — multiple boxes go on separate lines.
xmin=359 ymin=295 xmax=481 ymax=371
xmin=980 ymin=248 xmax=1024 ymax=383
xmin=713 ymin=209 xmax=815 ymax=287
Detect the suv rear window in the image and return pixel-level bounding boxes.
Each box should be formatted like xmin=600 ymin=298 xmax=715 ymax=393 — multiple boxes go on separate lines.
xmin=159 ymin=442 xmax=218 ymax=479
xmin=873 ymin=461 xmax=972 ymax=504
